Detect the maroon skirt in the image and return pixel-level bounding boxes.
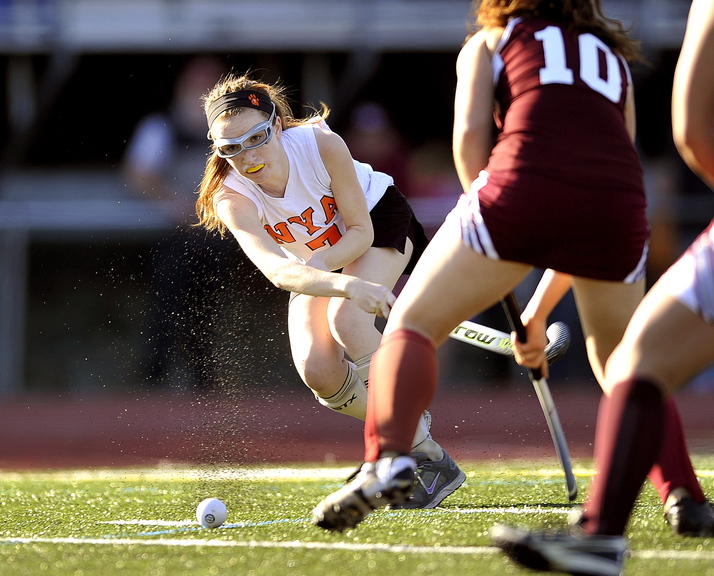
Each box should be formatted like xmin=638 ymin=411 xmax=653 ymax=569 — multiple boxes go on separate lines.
xmin=455 ymin=170 xmax=649 ymax=283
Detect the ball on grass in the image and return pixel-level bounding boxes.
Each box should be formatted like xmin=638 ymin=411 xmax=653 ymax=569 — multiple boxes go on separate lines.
xmin=196 ymin=497 xmax=228 ymax=528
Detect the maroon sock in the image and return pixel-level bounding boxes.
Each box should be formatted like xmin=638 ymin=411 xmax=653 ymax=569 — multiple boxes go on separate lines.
xmin=581 ymin=377 xmax=665 ymax=536
xmin=364 ymin=329 xmax=437 ymax=461
xmin=648 ymin=398 xmax=706 ymax=504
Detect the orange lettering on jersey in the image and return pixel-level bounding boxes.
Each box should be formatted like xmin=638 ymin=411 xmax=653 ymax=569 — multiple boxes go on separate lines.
xmin=320 ymin=195 xmax=338 ymax=224
xmin=288 ymin=207 xmax=322 ymax=235
xmin=264 ymin=222 xmax=296 ymax=244
xmin=306 ymin=223 xmax=343 ymax=251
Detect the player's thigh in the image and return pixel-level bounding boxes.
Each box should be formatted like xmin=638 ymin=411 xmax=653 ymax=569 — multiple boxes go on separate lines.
xmin=342 ymin=241 xmax=414 ymax=290
xmin=571 ymin=277 xmax=644 ymax=344
xmin=328 ymin=243 xmax=413 ymax=353
xmin=386 ymin=223 xmax=531 ymax=346
xmin=288 ymin=294 xmax=343 ymax=379
xmin=571 ymin=277 xmax=644 ymax=372
xmin=608 ymin=285 xmax=714 ymax=394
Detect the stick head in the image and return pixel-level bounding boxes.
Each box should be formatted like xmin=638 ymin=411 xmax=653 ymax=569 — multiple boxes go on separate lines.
xmin=544 ymin=321 xmax=571 ymax=365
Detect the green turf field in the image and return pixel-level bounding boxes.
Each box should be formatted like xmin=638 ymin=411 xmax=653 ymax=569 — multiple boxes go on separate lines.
xmin=0 ymin=458 xmax=712 ymax=575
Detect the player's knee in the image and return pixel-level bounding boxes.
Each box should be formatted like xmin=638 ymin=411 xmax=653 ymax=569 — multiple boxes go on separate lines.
xmin=300 ymin=360 xmax=342 ymax=397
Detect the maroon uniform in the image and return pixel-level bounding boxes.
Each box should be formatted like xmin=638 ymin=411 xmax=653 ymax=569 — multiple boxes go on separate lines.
xmin=456 ymin=16 xmax=649 ymax=281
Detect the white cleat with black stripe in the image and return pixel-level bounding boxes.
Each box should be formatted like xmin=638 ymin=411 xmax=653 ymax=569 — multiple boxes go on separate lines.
xmin=311 ymin=455 xmax=416 ymax=532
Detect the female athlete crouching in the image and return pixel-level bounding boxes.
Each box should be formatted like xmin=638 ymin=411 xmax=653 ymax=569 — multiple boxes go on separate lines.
xmin=195 ymin=73 xmax=465 ymax=509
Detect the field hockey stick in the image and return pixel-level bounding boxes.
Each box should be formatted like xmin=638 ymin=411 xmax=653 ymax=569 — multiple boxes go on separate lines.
xmin=502 ymin=292 xmax=578 ymax=501
xmin=450 ymin=319 xmax=571 ymax=365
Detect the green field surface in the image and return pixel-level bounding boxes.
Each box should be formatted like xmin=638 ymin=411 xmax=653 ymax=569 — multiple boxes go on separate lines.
xmin=0 ymin=459 xmax=712 ymax=576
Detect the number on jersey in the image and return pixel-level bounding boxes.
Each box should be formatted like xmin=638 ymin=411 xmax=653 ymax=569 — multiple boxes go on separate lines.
xmin=535 ymin=26 xmax=623 ymax=103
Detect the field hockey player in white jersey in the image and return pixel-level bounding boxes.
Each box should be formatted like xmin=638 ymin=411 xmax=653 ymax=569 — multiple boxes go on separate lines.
xmin=195 ymin=73 xmax=465 ymax=508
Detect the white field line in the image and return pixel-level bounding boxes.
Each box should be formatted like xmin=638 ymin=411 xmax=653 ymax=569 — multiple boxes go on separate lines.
xmin=98 ymin=507 xmax=574 ymax=528
xmin=1 ymin=536 xmax=713 ymax=562
xmin=1 ymin=537 xmax=496 ymax=555
xmin=0 ymin=467 xmax=357 ymax=482
xmin=1 ymin=467 xmax=713 ymax=483
xmin=100 ymin=520 xmax=196 ymax=526
xmin=442 ymin=506 xmax=573 ymax=514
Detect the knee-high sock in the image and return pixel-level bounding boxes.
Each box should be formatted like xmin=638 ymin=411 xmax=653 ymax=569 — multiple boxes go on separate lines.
xmin=648 ymin=398 xmax=706 ymax=504
xmin=317 ymin=357 xmax=436 ymax=453
xmin=315 ymin=362 xmax=368 ymax=420
xmin=354 ymin=351 xmax=434 ymax=450
xmin=581 ymin=377 xmax=665 ymax=536
xmin=364 ymin=329 xmax=438 ymax=461
xmin=353 ymin=353 xmax=373 ymax=387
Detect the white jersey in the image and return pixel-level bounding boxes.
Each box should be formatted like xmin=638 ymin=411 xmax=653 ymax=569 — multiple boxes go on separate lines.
xmin=218 ymin=122 xmax=393 ymax=263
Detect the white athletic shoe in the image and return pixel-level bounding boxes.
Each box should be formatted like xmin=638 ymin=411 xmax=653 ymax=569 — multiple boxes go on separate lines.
xmin=490 ymin=524 xmax=627 ymax=576
xmin=311 ymin=455 xmax=417 ymax=532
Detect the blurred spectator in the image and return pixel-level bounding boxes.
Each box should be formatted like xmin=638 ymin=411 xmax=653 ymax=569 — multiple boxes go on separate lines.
xmin=122 ymin=56 xmax=236 ymax=388
xmin=404 ymin=139 xmax=462 ymax=236
xmin=641 ymin=154 xmax=681 ymax=282
xmin=634 ymin=49 xmax=685 ymax=285
xmin=406 ymin=139 xmax=462 ymax=200
xmin=343 ymin=101 xmax=413 ymax=197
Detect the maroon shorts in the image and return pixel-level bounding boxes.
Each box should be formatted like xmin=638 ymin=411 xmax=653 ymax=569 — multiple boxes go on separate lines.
xmin=453 ymin=171 xmax=649 ymax=283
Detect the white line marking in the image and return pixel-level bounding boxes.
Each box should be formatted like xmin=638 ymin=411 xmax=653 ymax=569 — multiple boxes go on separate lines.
xmin=1 ymin=537 xmax=713 ymax=562
xmin=102 ymin=507 xmax=573 ymax=528
xmin=1 ymin=467 xmax=712 ymax=482
xmin=2 ymin=537 xmax=496 ymax=555
xmin=0 ymin=467 xmax=356 ymax=482
xmin=444 ymin=507 xmax=572 ymax=515
xmin=634 ymin=550 xmax=714 ymax=560
xmin=100 ymin=520 xmax=196 ymax=527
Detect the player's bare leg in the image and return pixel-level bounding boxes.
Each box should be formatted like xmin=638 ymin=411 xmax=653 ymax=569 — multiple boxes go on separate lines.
xmin=290 ymin=244 xmax=464 ymax=510
xmin=574 ymin=277 xmax=713 ymax=533
xmin=570 ymin=276 xmax=644 ymax=386
xmin=603 ymin=289 xmax=714 ymax=536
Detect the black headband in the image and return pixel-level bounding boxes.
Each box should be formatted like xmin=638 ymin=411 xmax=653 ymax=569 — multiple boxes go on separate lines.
xmin=206 ymin=90 xmax=275 ymax=128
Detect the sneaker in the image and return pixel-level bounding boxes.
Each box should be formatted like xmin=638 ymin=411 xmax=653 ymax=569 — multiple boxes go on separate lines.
xmin=393 ymin=450 xmax=466 ymax=509
xmin=490 ymin=524 xmax=627 ymax=576
xmin=665 ymin=497 xmax=714 ymax=537
xmin=311 ymin=455 xmax=416 ymax=532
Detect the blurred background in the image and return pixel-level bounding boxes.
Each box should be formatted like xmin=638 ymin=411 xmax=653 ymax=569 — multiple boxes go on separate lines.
xmin=0 ymin=0 xmax=711 ymax=404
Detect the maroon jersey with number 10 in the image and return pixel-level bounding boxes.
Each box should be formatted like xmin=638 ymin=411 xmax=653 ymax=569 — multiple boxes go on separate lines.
xmin=460 ymin=16 xmax=649 ymax=282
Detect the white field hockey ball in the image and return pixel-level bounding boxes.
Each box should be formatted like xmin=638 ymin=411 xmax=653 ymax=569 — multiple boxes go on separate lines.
xmin=196 ymin=497 xmax=228 ymax=528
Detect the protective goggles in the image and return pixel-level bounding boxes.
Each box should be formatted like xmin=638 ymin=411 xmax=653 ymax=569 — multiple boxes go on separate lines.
xmin=212 ymin=103 xmax=276 ymax=159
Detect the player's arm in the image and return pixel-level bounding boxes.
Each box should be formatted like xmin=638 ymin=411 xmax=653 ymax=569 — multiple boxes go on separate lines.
xmin=453 ymin=28 xmax=502 ymax=192
xmin=624 ymin=82 xmax=637 ymax=143
xmin=672 ymin=0 xmax=714 ymax=189
xmin=308 ymin=127 xmax=374 ymax=272
xmin=513 ymin=270 xmax=573 ymax=376
xmin=216 ymin=192 xmax=394 ymax=317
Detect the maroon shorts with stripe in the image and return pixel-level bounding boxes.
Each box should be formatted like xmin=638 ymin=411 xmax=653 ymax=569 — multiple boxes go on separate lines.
xmin=454 ymin=171 xmax=649 ymax=283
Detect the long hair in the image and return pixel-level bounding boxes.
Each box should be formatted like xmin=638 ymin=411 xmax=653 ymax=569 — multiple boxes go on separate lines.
xmin=195 ymin=73 xmax=330 ymax=235
xmin=468 ymin=0 xmax=641 ymax=61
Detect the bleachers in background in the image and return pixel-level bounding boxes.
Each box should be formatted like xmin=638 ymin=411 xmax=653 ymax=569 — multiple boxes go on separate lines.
xmin=0 ymin=170 xmax=176 ymax=395
xmin=0 ymin=0 xmax=690 ymax=54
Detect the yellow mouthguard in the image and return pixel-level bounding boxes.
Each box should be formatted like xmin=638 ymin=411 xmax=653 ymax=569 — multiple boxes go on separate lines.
xmin=247 ymin=164 xmax=265 ymax=174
